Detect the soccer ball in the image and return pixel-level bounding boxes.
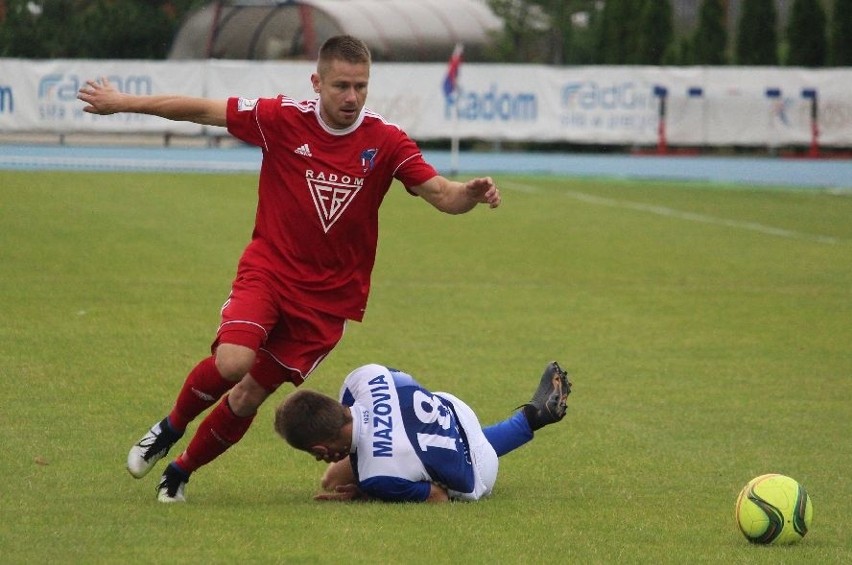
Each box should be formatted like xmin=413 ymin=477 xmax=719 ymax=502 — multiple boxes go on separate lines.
xmin=735 ymin=473 xmax=813 ymax=544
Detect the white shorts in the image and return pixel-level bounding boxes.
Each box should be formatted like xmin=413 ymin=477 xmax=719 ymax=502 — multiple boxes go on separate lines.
xmin=436 ymin=392 xmax=499 ymax=501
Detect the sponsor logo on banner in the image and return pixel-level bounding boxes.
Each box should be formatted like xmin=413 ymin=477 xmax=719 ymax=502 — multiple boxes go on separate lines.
xmin=769 ymin=97 xmax=793 ymax=126
xmin=444 ymin=83 xmax=537 ymax=122
xmin=37 ymin=72 xmax=153 ymax=122
xmin=0 ymin=85 xmax=12 ymax=114
xmin=560 ymin=81 xmax=657 ymax=132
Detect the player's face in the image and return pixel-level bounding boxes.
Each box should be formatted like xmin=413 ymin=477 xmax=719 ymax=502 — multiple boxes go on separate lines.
xmin=312 ymin=60 xmax=370 ymax=130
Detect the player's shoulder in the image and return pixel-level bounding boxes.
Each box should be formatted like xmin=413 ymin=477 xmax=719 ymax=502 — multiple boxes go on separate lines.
xmin=340 ymin=364 xmax=392 ymax=403
xmin=344 ymin=363 xmax=391 ymax=385
xmin=361 ymin=108 xmax=404 ymax=132
xmin=274 ymin=95 xmax=317 ymax=114
xmin=232 ymin=95 xmax=315 ymax=116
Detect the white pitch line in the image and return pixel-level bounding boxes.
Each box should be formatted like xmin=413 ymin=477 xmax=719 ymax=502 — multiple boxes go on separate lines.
xmin=505 ymin=181 xmax=840 ymax=245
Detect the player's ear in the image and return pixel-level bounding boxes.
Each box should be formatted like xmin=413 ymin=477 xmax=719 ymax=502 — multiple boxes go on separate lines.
xmin=310 ymin=73 xmax=321 ymax=93
xmin=309 ymin=445 xmax=327 ymax=461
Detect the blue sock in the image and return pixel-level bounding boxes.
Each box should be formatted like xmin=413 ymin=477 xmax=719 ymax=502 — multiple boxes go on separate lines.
xmin=163 ymin=416 xmax=184 ymax=437
xmin=483 ymin=411 xmax=533 ymax=457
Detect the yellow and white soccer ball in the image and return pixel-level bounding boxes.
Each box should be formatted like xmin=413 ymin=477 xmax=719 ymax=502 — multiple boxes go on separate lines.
xmin=735 ymin=473 xmax=813 ymax=544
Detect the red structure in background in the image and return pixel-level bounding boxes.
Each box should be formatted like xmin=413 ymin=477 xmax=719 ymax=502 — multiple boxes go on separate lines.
xmin=653 ymin=85 xmax=668 ymax=155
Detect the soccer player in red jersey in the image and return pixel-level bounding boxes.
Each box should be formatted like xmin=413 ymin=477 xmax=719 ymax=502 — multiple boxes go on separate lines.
xmin=77 ymin=35 xmax=501 ymax=502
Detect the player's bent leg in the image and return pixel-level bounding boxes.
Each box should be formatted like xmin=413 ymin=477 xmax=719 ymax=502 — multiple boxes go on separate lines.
xmin=169 ymin=355 xmax=237 ymax=431
xmin=160 ymin=390 xmax=259 ymax=503
xmin=214 ymin=342 xmax=258 ymax=382
xmin=154 ymin=355 xmax=286 ymax=502
xmin=482 ymin=411 xmax=533 ymax=457
xmin=227 ymin=373 xmax=273 ymax=417
xmin=127 ymin=353 xmax=243 ymax=480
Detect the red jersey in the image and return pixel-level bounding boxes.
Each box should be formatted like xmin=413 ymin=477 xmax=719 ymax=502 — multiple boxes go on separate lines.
xmin=226 ymin=96 xmax=438 ymax=321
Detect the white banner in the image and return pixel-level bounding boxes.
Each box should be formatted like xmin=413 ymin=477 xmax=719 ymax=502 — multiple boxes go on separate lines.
xmin=1 ymin=59 xmax=850 ymax=147
xmin=0 ymin=59 xmax=205 ymax=134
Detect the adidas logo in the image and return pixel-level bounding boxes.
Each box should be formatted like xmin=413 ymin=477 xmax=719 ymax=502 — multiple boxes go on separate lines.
xmin=294 ymin=143 xmax=313 ymax=157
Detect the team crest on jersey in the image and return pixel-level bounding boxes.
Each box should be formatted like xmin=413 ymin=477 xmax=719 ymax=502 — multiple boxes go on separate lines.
xmin=360 ymin=148 xmax=378 ymax=173
xmin=306 ymin=170 xmax=365 ymax=233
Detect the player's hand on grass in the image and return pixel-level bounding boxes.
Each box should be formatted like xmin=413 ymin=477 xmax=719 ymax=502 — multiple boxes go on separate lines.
xmin=313 ymin=483 xmax=369 ymax=502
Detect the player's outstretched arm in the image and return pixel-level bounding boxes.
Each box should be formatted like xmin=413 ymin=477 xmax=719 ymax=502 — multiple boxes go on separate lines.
xmin=410 ymin=175 xmax=501 ymax=215
xmin=77 ymin=77 xmax=227 ymax=127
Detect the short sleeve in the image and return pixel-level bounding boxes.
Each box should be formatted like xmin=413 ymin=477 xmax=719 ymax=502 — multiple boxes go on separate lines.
xmin=390 ymin=137 xmax=438 ymax=190
xmin=226 ymin=96 xmax=281 ymax=149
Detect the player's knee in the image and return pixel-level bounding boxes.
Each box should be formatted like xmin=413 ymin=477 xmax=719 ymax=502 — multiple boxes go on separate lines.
xmin=215 ymin=344 xmax=256 ymax=381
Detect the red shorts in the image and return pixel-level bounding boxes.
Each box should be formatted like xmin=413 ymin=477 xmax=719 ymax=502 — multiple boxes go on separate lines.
xmin=214 ymin=272 xmax=346 ymax=391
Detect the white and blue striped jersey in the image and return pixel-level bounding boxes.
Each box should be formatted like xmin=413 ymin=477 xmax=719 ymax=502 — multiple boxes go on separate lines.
xmin=339 ymin=364 xmax=479 ymax=502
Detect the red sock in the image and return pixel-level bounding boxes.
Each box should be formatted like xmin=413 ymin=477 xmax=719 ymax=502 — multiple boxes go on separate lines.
xmin=176 ymin=395 xmax=255 ymax=473
xmin=168 ymin=356 xmax=235 ymax=432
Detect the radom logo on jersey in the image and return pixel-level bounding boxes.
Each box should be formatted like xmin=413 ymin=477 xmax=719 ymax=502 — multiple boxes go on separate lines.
xmin=305 ymin=169 xmax=365 ymax=233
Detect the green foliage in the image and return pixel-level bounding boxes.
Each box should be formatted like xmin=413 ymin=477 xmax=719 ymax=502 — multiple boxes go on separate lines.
xmin=485 ymin=0 xmax=605 ymax=65
xmin=828 ymin=0 xmax=852 ymax=65
xmin=693 ymin=0 xmax=728 ymax=65
xmin=786 ymin=0 xmax=827 ymax=66
xmin=0 ymin=0 xmax=204 ymax=58
xmin=593 ymin=0 xmax=676 ymax=65
xmin=485 ymin=0 xmax=550 ymax=63
xmin=635 ymin=0 xmax=674 ymax=65
xmin=597 ymin=0 xmax=644 ymax=64
xmin=537 ymin=0 xmax=604 ymax=65
xmin=668 ymin=35 xmax=695 ymax=66
xmin=736 ymin=0 xmax=779 ymax=65
xmin=565 ymin=7 xmax=605 ymax=65
xmin=530 ymin=0 xmax=571 ymax=64
xmin=2 ymin=170 xmax=852 ymax=563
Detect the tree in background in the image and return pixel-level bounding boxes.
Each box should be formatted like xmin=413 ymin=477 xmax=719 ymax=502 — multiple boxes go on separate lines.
xmin=828 ymin=0 xmax=852 ymax=65
xmin=75 ymin=1 xmax=176 ymax=59
xmin=736 ymin=0 xmax=778 ymax=65
xmin=560 ymin=2 xmax=605 ymax=64
xmin=534 ymin=0 xmax=570 ymax=64
xmin=786 ymin=0 xmax=827 ymax=66
xmin=0 ymin=0 xmax=75 ymax=57
xmin=0 ymin=0 xmax=202 ymax=58
xmin=536 ymin=0 xmax=604 ymax=64
xmin=692 ymin=0 xmax=728 ymax=65
xmin=487 ymin=0 xmax=606 ymax=64
xmin=486 ymin=0 xmax=551 ymax=63
xmin=634 ymin=0 xmax=673 ymax=64
xmin=596 ymin=0 xmax=645 ymax=64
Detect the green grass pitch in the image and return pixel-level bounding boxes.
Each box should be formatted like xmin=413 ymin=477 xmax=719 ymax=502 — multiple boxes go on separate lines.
xmin=1 ymin=169 xmax=850 ymax=563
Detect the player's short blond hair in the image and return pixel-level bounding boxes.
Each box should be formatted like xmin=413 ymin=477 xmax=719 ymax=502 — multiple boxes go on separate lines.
xmin=317 ymin=35 xmax=371 ymax=75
